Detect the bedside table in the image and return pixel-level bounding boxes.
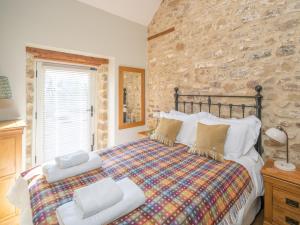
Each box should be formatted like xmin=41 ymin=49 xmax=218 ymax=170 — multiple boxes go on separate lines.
xmin=138 ymin=130 xmax=153 ymax=138
xmin=261 ymin=159 xmax=300 ymax=225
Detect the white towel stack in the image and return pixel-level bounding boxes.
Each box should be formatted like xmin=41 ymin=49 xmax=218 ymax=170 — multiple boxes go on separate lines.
xmin=42 ymin=152 xmax=102 ymax=183
xmin=56 ymin=177 xmax=146 ymax=225
xmin=73 ymin=177 xmax=124 ymax=218
xmin=55 ymin=151 xmax=89 ymax=169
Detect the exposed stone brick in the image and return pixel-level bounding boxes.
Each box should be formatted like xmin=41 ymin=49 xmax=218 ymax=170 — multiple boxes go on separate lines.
xmin=278 ymin=19 xmax=300 ymax=31
xmin=176 ymin=43 xmax=185 ymax=51
xmin=276 ymin=45 xmax=296 ymax=57
xmin=281 ymin=62 xmax=294 ymax=72
xmin=251 ymin=50 xmax=272 ymax=60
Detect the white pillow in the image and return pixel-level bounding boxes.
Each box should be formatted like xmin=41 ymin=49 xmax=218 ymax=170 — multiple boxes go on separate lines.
xmin=207 ymin=114 xmax=261 ymax=155
xmin=169 ymin=110 xmax=211 ymax=119
xmin=225 ymin=146 xmax=260 ymax=162
xmin=160 ymin=111 xmax=209 ymax=146
xmin=231 ymin=116 xmax=261 ymax=145
xmin=175 ymin=114 xmax=207 ymax=146
xmin=160 ymin=111 xmax=187 ymax=120
xmin=199 ymin=117 xmax=253 ymax=159
xmin=169 ymin=110 xmax=189 ymax=117
xmin=245 ymin=147 xmax=260 ymax=162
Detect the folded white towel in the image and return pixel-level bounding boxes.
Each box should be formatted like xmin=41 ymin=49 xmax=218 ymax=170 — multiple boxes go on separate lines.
xmin=56 ymin=178 xmax=146 ymax=225
xmin=42 ymin=152 xmax=102 ymax=183
xmin=55 ymin=151 xmax=89 ymax=169
xmin=73 ymin=177 xmax=123 ymax=218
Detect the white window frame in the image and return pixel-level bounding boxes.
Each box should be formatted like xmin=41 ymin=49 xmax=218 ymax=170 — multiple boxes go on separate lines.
xmin=32 ymin=61 xmax=97 ymax=165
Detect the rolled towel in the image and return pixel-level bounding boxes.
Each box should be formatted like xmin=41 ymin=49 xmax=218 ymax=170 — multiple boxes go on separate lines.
xmin=55 ymin=151 xmax=89 ymax=169
xmin=56 ymin=178 xmax=146 ymax=225
xmin=73 ymin=177 xmax=123 ymax=218
xmin=42 ymin=152 xmax=102 ymax=183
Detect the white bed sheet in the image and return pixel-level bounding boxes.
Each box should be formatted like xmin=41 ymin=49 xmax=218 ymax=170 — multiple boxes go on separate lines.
xmin=233 ymin=151 xmax=264 ymax=197
xmin=228 ymin=150 xmax=264 ymax=225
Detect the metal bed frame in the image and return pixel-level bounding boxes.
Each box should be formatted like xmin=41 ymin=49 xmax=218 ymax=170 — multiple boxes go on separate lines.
xmin=174 ymin=85 xmax=263 ymax=155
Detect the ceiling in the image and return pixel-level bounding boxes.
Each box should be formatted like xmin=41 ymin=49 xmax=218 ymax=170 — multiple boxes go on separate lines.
xmin=76 ymin=0 xmax=162 ymax=26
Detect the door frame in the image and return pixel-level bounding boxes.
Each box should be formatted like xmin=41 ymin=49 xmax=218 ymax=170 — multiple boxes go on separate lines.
xmin=32 ymin=60 xmax=96 ymax=165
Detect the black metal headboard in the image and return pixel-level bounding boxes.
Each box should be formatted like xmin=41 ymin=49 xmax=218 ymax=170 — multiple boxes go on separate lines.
xmin=174 ymin=85 xmax=263 ymax=155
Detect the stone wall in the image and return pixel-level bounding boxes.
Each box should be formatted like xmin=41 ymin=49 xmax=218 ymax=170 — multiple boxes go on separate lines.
xmin=26 ymin=54 xmax=35 ymax=168
xmin=26 ymin=53 xmax=108 ymax=168
xmin=147 ymin=0 xmax=300 ymax=163
xmin=96 ymin=64 xmax=109 ymax=149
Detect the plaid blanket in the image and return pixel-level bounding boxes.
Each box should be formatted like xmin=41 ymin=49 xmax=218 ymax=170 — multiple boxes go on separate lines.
xmin=22 ymin=138 xmax=253 ymax=225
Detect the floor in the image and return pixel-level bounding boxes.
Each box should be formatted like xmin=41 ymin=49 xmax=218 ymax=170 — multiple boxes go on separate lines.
xmin=252 ymin=210 xmax=264 ymax=225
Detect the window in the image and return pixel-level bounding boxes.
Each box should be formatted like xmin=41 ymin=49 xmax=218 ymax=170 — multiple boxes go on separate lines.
xmin=34 ymin=62 xmax=96 ymax=164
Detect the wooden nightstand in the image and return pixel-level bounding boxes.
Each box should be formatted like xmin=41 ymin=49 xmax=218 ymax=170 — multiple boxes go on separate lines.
xmin=261 ymin=159 xmax=300 ymax=225
xmin=137 ymin=130 xmax=153 ymax=138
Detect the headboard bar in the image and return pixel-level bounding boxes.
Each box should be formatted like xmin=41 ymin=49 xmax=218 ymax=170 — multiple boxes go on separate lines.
xmin=254 ymin=85 xmax=263 ymax=154
xmin=177 ymin=102 xmax=256 ymax=108
xmin=178 ymin=94 xmax=257 ymax=98
xmin=174 ymin=85 xmax=263 ymax=155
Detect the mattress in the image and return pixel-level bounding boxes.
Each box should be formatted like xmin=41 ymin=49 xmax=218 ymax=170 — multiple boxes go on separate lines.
xmin=8 ymin=138 xmax=261 ymax=225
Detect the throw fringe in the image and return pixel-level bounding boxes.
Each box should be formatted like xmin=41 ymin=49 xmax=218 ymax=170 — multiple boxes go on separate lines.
xmin=188 ymin=145 xmax=224 ymax=162
xmin=150 ymin=133 xmax=174 ymax=146
xmin=218 ymin=181 xmax=253 ymax=225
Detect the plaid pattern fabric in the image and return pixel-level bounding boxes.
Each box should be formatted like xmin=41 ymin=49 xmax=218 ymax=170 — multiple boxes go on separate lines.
xmin=22 ymin=138 xmax=253 ymax=225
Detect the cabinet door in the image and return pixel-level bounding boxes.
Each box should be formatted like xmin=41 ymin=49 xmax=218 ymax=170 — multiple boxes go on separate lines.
xmin=0 ymin=137 xmax=16 ymax=177
xmin=0 ymin=175 xmax=16 ymax=221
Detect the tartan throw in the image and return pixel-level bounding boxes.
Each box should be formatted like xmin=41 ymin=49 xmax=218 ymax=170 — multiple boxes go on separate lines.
xmin=21 ymin=138 xmax=253 ymax=225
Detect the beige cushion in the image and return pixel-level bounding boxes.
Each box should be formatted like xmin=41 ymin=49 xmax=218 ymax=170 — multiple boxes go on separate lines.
xmin=150 ymin=118 xmax=183 ymax=146
xmin=188 ymin=123 xmax=229 ymax=162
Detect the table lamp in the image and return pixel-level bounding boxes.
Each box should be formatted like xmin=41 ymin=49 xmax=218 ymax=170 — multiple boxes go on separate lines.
xmin=0 ymin=76 xmax=12 ymax=99
xmin=0 ymin=76 xmax=19 ymax=121
xmin=265 ymin=126 xmax=296 ymax=171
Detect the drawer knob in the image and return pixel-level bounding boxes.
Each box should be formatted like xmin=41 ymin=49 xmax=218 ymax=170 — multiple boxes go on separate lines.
xmin=286 ymin=198 xmax=299 ymax=208
xmin=286 ymin=216 xmax=299 ymax=225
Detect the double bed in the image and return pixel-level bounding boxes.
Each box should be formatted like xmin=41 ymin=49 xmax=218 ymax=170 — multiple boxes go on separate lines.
xmin=9 ymin=85 xmax=264 ymax=225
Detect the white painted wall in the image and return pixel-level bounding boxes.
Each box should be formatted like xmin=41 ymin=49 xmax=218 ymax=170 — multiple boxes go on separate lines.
xmin=77 ymin=0 xmax=162 ymax=26
xmin=0 ymin=0 xmax=147 ymax=157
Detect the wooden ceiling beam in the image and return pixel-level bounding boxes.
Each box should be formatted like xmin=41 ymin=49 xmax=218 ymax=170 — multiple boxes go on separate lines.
xmin=147 ymin=27 xmax=175 ymax=41
xmin=26 ymin=47 xmax=109 ymax=66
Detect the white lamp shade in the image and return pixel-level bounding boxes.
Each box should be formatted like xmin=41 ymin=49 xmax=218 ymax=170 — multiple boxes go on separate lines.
xmin=266 ymin=127 xmax=287 ymax=144
xmin=0 ymin=76 xmax=12 ymax=99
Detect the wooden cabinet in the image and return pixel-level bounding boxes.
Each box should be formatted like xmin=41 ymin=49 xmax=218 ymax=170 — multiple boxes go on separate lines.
xmin=262 ymin=160 xmax=300 ymax=225
xmin=0 ymin=120 xmax=24 ymax=224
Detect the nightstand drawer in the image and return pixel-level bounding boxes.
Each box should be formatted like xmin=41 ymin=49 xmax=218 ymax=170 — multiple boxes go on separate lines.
xmin=273 ymin=206 xmax=300 ymax=225
xmin=274 ymin=188 xmax=300 ymax=215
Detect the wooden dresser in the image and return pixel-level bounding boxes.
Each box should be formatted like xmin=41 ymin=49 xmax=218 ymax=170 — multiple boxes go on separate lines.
xmin=0 ymin=120 xmax=25 ymax=225
xmin=262 ymin=159 xmax=300 ymax=225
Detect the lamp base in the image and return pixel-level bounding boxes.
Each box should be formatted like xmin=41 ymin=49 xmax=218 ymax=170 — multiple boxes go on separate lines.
xmin=274 ymin=160 xmax=296 ymax=171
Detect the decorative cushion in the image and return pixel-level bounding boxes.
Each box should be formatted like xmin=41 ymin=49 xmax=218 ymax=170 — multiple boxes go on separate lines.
xmin=207 ymin=115 xmax=261 ymax=156
xmin=188 ymin=123 xmax=229 ymax=162
xmin=150 ymin=118 xmax=183 ymax=146
xmin=160 ymin=111 xmax=210 ymax=146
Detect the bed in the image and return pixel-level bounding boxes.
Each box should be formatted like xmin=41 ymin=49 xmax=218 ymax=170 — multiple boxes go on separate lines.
xmin=8 ymin=85 xmax=264 ymax=225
